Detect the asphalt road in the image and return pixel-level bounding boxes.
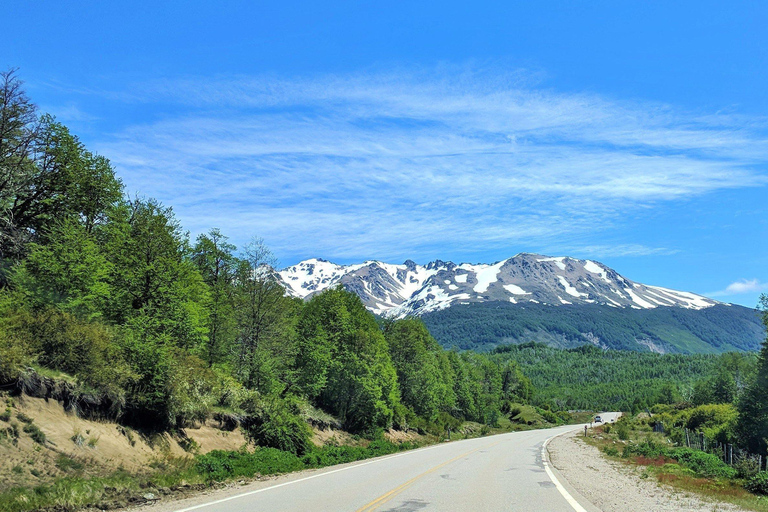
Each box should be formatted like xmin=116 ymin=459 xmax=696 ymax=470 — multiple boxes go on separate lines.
xmin=171 ymin=413 xmax=621 ymax=512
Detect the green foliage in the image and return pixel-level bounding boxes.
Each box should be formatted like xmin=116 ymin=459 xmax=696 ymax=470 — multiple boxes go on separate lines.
xmin=195 ymin=448 xmax=305 ymax=482
xmin=422 ymin=301 xmax=764 ymax=353
xmin=487 ymin=342 xmax=747 ymax=411
xmin=745 ymin=472 xmax=768 ymax=496
xmin=55 ymin=455 xmax=85 ymax=472
xmin=685 ymin=403 xmax=738 ymax=444
xmin=385 ymin=319 xmax=455 ymax=419
xmin=295 ymin=288 xmax=400 ymax=433
xmin=242 ymin=399 xmax=313 ymax=455
xmin=671 ymin=448 xmax=736 ymax=479
xmin=623 ymin=439 xmax=736 ymax=479
xmin=615 ymin=421 xmax=630 ymax=440
xmin=736 ymin=294 xmax=768 ymax=455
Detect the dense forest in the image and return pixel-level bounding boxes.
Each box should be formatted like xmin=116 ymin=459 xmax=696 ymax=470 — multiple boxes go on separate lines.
xmin=490 ymin=342 xmax=756 ymax=412
xmin=0 ymin=70 xmax=534 ymax=451
xmin=422 ymin=300 xmax=764 ymax=353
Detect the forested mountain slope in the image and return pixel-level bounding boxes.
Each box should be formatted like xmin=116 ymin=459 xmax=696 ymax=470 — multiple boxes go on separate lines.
xmin=421 ymin=302 xmax=763 ymax=353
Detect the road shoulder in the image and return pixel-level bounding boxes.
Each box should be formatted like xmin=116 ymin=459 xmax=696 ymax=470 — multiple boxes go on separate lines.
xmin=547 ymin=430 xmax=747 ymax=512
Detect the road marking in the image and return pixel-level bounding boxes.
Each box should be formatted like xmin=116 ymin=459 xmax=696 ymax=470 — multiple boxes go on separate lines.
xmin=356 ymin=439 xmax=504 ymax=512
xmin=170 ymin=443 xmax=446 ymax=512
xmin=542 ymin=430 xmax=589 ymax=512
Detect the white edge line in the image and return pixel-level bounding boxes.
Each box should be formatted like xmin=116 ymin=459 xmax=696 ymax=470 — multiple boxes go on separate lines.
xmin=542 ymin=430 xmax=589 ymax=512
xmin=172 ymin=443 xmax=444 ymax=512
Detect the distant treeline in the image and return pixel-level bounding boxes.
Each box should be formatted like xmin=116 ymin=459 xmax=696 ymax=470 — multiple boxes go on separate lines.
xmin=489 ymin=342 xmax=756 ymax=412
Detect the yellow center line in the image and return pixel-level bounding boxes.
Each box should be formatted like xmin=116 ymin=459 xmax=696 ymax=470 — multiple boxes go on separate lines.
xmin=355 ymin=440 xmax=504 ymax=512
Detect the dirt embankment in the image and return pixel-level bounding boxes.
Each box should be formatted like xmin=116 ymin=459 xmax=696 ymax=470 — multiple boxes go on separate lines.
xmin=547 ymin=430 xmax=747 ymax=512
xmin=0 ymin=395 xmax=247 ymax=490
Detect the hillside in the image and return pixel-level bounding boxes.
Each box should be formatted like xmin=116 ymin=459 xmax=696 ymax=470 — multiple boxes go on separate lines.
xmin=420 ymin=302 xmax=763 ymax=353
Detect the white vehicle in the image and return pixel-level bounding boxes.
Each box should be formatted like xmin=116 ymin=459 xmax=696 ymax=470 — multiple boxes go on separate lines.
xmin=594 ymin=415 xmax=602 ymax=423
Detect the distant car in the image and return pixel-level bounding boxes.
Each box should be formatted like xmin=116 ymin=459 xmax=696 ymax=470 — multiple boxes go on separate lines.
xmin=595 ymin=415 xmax=602 ymax=423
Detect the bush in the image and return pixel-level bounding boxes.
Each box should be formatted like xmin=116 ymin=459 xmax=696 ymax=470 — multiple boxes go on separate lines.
xmin=242 ymin=399 xmax=312 ymax=456
xmin=745 ymin=472 xmax=768 ymax=496
xmin=615 ymin=422 xmax=630 ymax=440
xmin=734 ymin=456 xmax=761 ymax=479
xmin=195 ymin=448 xmax=304 ymax=481
xmin=671 ymin=448 xmax=736 ymax=479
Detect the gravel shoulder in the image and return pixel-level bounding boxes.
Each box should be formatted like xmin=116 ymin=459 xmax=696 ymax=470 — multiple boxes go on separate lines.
xmin=548 ymin=430 xmax=747 ymax=512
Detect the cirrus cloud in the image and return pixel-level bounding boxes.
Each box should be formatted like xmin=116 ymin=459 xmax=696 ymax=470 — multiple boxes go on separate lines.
xmin=84 ymin=66 xmax=768 ymax=265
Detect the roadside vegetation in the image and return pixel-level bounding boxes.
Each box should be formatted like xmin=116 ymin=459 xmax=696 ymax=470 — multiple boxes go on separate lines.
xmin=583 ymin=300 xmax=768 ymax=508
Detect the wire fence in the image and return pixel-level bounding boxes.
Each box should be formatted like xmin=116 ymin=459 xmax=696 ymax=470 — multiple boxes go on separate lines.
xmin=678 ymin=426 xmax=767 ymax=472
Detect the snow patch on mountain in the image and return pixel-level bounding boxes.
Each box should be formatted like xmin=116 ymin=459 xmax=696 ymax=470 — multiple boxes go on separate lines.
xmin=276 ymin=253 xmax=720 ymax=318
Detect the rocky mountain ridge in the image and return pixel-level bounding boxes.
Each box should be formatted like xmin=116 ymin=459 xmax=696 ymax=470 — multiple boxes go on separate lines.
xmin=277 ymin=253 xmax=719 ymax=318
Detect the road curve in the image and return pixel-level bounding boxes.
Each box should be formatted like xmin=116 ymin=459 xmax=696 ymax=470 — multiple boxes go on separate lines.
xmin=164 ymin=416 xmax=619 ymax=512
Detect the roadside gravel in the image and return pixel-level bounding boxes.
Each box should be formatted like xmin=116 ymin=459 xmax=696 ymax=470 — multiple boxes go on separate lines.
xmin=548 ymin=430 xmax=747 ymax=512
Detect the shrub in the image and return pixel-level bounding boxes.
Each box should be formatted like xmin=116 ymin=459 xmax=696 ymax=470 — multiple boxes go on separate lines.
xmin=745 ymin=472 xmax=768 ymax=496
xmin=0 ymin=409 xmax=10 ymax=422
xmin=734 ymin=456 xmax=761 ymax=479
xmin=242 ymin=399 xmax=312 ymax=456
xmin=22 ymin=423 xmax=46 ymax=445
xmin=195 ymin=448 xmax=304 ymax=481
xmin=16 ymin=412 xmax=33 ymax=424
xmin=56 ymin=455 xmax=85 ymax=472
xmin=670 ymin=448 xmax=736 ymax=479
xmin=615 ymin=422 xmax=630 ymax=441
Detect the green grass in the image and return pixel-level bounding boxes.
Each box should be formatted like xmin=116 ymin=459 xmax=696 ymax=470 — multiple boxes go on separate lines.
xmin=0 ymin=438 xmax=423 ymax=512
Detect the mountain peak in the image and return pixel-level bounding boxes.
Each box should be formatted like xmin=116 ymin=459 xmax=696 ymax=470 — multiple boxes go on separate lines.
xmin=277 ymin=255 xmax=719 ymax=317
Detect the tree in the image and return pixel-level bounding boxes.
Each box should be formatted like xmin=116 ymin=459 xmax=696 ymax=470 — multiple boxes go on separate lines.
xmin=736 ymin=294 xmax=768 ymax=454
xmin=104 ymin=198 xmax=207 ymax=348
xmin=0 ymin=69 xmax=40 ymax=274
xmin=13 ymin=218 xmax=111 ymax=317
xmin=233 ymin=237 xmax=293 ymax=394
xmin=192 ymin=228 xmax=237 ymax=365
xmin=385 ymin=318 xmax=455 ymax=419
xmin=295 ymin=287 xmax=399 ymax=433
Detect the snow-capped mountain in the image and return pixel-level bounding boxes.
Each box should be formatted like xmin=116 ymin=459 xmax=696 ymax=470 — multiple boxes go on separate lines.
xmin=278 ymin=253 xmax=719 ymax=318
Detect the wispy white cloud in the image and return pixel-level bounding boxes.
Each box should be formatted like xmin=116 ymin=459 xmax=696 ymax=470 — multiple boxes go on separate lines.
xmin=556 ymin=244 xmax=681 ymax=258
xmin=89 ymin=66 xmax=768 ymax=264
xmin=711 ymin=279 xmax=768 ymax=297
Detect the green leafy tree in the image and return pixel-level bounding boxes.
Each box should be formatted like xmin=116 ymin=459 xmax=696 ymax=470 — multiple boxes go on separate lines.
xmin=13 ymin=219 xmax=111 ymax=317
xmin=192 ymin=228 xmax=237 ymax=365
xmin=295 ymin=287 xmax=399 ymax=433
xmin=0 ymin=71 xmax=121 ymax=279
xmin=233 ymin=237 xmax=294 ymax=394
xmin=385 ymin=318 xmax=455 ymax=419
xmin=737 ymin=294 xmax=768 ymax=454
xmin=104 ymin=198 xmax=207 ymax=349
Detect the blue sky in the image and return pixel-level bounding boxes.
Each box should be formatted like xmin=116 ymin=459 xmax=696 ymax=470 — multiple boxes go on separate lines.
xmin=4 ymin=1 xmax=768 ymax=307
